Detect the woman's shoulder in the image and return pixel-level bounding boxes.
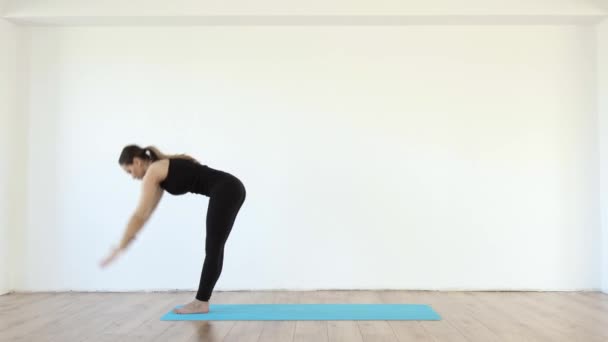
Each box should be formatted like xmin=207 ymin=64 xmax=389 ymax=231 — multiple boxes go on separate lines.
xmin=147 ymin=159 xmax=170 ymax=183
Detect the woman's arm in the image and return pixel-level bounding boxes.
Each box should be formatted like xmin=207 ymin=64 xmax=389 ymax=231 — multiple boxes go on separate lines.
xmin=99 ymin=164 xmax=164 ymax=268
xmin=118 ymin=170 xmax=164 ymax=250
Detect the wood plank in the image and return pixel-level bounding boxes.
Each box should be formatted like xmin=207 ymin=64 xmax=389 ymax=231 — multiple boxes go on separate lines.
xmin=2 ymin=290 xmax=608 ymax=342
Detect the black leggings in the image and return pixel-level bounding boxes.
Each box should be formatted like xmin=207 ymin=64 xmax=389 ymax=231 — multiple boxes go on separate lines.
xmin=196 ymin=176 xmax=246 ymax=301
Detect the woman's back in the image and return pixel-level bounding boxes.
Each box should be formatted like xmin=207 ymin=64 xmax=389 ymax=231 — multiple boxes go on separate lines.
xmin=159 ymin=158 xmax=234 ymax=197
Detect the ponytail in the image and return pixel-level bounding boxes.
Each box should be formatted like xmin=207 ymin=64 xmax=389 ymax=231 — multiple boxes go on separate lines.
xmin=119 ymin=144 xmax=199 ymax=165
xmin=144 ymin=145 xmax=199 ymax=163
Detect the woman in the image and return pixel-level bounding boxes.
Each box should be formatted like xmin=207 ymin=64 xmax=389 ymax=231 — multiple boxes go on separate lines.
xmin=99 ymin=144 xmax=246 ymax=314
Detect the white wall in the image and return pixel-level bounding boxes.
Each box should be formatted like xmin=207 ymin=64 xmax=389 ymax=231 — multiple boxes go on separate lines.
xmin=0 ymin=16 xmax=23 ymax=295
xmin=599 ymin=19 xmax=608 ymax=294
xmin=3 ymin=0 xmax=606 ymax=16
xmin=3 ymin=0 xmax=606 ymax=26
xmin=16 ymin=25 xmax=601 ymax=292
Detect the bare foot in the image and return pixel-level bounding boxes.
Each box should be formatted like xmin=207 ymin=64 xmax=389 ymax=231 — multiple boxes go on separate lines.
xmin=173 ymin=299 xmax=210 ymax=314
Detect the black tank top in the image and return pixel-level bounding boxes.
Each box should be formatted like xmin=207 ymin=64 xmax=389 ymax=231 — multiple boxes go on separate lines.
xmin=159 ymin=158 xmax=233 ymax=197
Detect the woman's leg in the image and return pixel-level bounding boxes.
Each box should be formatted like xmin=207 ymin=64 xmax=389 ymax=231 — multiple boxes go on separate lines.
xmin=173 ymin=178 xmax=245 ymax=314
xmin=196 ymin=183 xmax=245 ymax=301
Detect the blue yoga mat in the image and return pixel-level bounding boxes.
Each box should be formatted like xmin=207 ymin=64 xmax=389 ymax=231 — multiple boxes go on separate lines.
xmin=161 ymin=304 xmax=441 ymax=321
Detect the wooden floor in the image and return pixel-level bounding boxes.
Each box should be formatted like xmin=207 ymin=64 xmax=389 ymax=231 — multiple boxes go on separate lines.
xmin=1 ymin=290 xmax=607 ymax=341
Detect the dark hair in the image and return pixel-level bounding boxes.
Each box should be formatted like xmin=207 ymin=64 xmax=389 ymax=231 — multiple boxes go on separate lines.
xmin=118 ymin=144 xmax=198 ymax=165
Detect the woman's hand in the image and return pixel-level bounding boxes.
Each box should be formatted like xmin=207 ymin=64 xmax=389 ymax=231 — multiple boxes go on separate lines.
xmin=99 ymin=246 xmax=124 ymax=268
